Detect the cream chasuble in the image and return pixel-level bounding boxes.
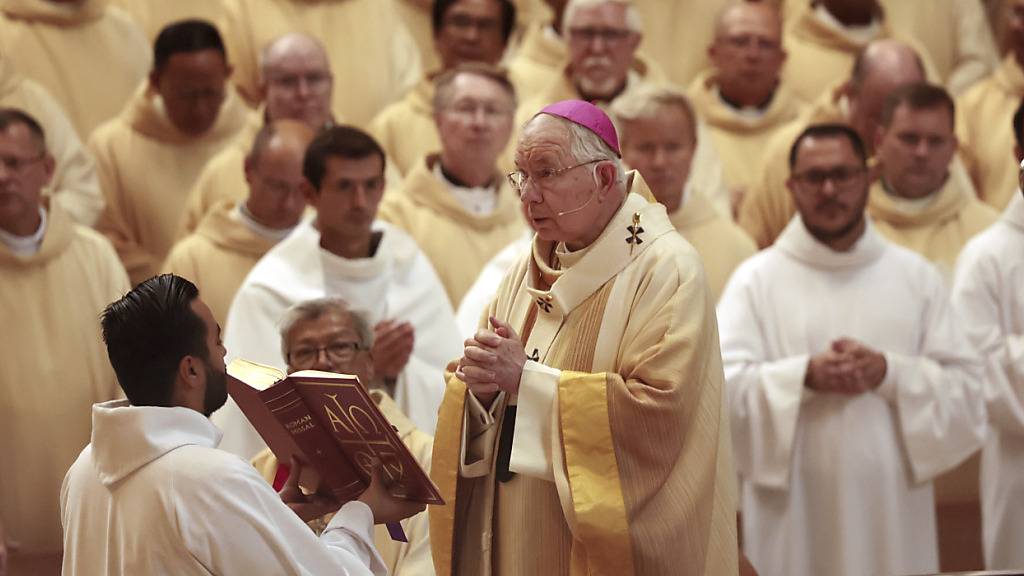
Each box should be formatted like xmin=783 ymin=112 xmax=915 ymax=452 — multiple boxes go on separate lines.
xmin=92 ymin=83 xmax=249 ymax=285
xmin=718 ymin=217 xmax=987 ymax=576
xmin=0 ymin=203 xmax=129 ymax=556
xmin=430 ymin=173 xmax=739 ymax=576
xmin=213 ymin=217 xmax=462 ymax=457
xmin=952 ymin=193 xmax=1024 ymax=570
xmin=957 ymin=55 xmax=1024 ymax=211
xmin=253 ymin=391 xmax=436 ymax=576
xmin=378 ymin=155 xmax=525 ymax=307
xmin=0 ymin=58 xmax=103 ymax=226
xmin=222 ymin=0 xmax=420 ymax=128
xmin=456 ymin=232 xmax=532 ymax=340
xmin=108 ymin=0 xmax=228 ymax=41
xmin=370 ymin=77 xmax=442 ymax=179
xmin=0 ymin=0 xmax=151 ymax=140
xmin=161 ymin=201 xmax=282 ymax=327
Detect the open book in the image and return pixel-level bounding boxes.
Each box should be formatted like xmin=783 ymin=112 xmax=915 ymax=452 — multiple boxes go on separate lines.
xmin=226 ymin=359 xmax=444 ymax=506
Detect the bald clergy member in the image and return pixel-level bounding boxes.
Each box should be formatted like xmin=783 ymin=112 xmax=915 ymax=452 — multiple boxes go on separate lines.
xmin=93 ymin=19 xmax=248 ymax=285
xmin=0 ymin=0 xmax=150 ymax=140
xmin=0 ymin=108 xmax=129 ymax=572
xmin=379 ymin=64 xmax=523 ymax=307
xmin=215 ymin=126 xmax=461 ymax=458
xmin=178 ymin=33 xmax=336 ymax=236
xmin=370 ymin=0 xmax=516 ymax=178
xmin=221 ymin=0 xmax=420 ymax=127
xmin=61 ymin=274 xmax=425 ymax=575
xmin=163 ymin=120 xmax=314 ymax=326
xmin=719 ymin=124 xmax=986 ymax=576
xmin=430 ymin=100 xmax=738 ymax=576
xmin=251 ymin=297 xmax=436 ymax=576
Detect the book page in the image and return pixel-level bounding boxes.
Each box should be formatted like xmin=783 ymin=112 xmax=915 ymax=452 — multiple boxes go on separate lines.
xmin=227 ymin=359 xmax=287 ymax=391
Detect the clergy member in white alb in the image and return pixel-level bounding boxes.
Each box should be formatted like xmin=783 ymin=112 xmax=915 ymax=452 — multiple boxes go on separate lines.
xmin=718 ymin=123 xmax=987 ymax=576
xmin=61 ymin=274 xmax=425 ymax=575
xmin=214 ymin=126 xmax=461 ymax=459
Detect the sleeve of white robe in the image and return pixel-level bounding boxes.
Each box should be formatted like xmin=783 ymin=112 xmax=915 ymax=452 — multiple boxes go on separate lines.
xmin=716 ymin=265 xmax=811 ymax=490
xmin=952 ymin=242 xmax=1024 ymax=436
xmin=178 ymin=456 xmax=387 ymax=576
xmin=874 ymin=267 xmax=988 ymax=484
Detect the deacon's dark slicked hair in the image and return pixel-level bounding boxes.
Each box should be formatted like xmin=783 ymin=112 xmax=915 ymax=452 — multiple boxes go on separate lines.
xmin=432 ymin=0 xmax=517 ymax=43
xmin=432 ymin=62 xmax=518 ymax=113
xmin=789 ymin=123 xmax=868 ymax=170
xmin=0 ymin=107 xmax=46 ymax=151
xmin=880 ymin=82 xmax=955 ymax=129
xmin=303 ymin=125 xmax=386 ymax=189
xmin=100 ymin=274 xmax=208 ymax=408
xmin=154 ymin=19 xmax=227 ymax=72
xmin=1014 ymin=98 xmax=1024 ymax=151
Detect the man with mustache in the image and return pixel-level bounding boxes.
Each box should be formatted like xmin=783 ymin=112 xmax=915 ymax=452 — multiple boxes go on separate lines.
xmin=718 ymin=123 xmax=987 ymax=576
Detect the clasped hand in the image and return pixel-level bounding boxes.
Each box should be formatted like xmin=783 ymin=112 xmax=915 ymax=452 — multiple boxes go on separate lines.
xmin=455 ymin=316 xmax=528 ymax=405
xmin=805 ymin=338 xmax=887 ymax=394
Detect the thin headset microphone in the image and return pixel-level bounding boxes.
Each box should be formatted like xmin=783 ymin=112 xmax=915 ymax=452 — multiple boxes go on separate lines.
xmin=554 ymin=163 xmax=603 ymax=218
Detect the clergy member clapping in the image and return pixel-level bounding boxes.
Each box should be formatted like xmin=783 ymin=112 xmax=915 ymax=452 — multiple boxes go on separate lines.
xmin=60 ymin=274 xmax=424 ymax=576
xmin=429 ymin=100 xmax=738 ymax=576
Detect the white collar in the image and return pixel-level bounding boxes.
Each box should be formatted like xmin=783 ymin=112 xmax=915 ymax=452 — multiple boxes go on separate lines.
xmin=880 ymin=178 xmax=940 ymax=215
xmin=1002 ymin=189 xmax=1024 ymax=231
xmin=813 ymin=3 xmax=883 ymax=44
xmin=775 ymin=214 xmax=886 ymax=270
xmin=433 ymin=161 xmax=498 ymax=216
xmin=0 ymin=206 xmax=47 ymax=257
xmin=235 ymin=202 xmax=295 ymax=242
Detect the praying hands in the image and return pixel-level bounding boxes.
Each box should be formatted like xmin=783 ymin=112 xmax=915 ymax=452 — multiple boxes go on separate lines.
xmin=456 ymin=316 xmax=528 ymax=405
xmin=805 ymin=337 xmax=888 ymax=394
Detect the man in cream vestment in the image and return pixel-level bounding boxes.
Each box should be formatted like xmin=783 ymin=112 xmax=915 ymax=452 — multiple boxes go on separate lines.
xmin=0 ymin=109 xmax=129 ymax=572
xmin=93 ymin=21 xmax=248 ymax=285
xmin=505 ymin=0 xmax=568 ymax=99
xmin=370 ymin=0 xmax=516 ymax=178
xmin=379 ymin=65 xmax=524 ymax=307
xmin=177 ymin=33 xmax=336 ymax=238
xmin=222 ymin=0 xmax=420 ymax=128
xmin=251 ymin=297 xmax=436 ymax=576
xmin=0 ymin=57 xmax=102 ymax=226
xmin=215 ymin=126 xmax=461 ymax=457
xmin=0 ymin=0 xmax=150 ymax=140
xmin=719 ymin=124 xmax=986 ymax=576
xmin=163 ymin=120 xmax=314 ymax=326
xmin=431 ymin=100 xmax=738 ymax=576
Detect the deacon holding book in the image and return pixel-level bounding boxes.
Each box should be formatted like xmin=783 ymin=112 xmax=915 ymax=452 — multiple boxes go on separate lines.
xmin=61 ymin=274 xmax=424 ymax=575
xmin=429 ymin=100 xmax=739 ymax=576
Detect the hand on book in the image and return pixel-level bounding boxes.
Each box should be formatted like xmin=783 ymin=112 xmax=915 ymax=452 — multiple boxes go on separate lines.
xmin=279 ymin=457 xmax=341 ymax=523
xmin=373 ymin=320 xmax=415 ymax=380
xmin=358 ymin=458 xmax=427 ymax=524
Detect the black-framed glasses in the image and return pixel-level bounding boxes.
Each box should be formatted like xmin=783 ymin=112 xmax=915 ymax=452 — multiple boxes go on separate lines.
xmin=287 ymin=341 xmax=363 ymax=368
xmin=791 ymin=166 xmax=866 ymax=189
xmin=506 ymin=159 xmax=603 ymax=193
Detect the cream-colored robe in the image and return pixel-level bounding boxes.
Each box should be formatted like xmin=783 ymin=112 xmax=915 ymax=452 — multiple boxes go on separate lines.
xmin=222 ymin=0 xmax=421 ymax=128
xmin=0 ymin=58 xmax=102 ymax=226
xmin=161 ymin=201 xmax=281 ymax=328
xmin=0 ymin=0 xmax=150 ymax=140
xmin=0 ymin=203 xmax=129 ymax=556
xmin=688 ymin=69 xmax=807 ymax=196
xmin=378 ymin=155 xmax=524 ymax=307
xmin=631 ymin=0 xmax=729 ymax=88
xmin=957 ymin=55 xmax=1024 ymax=211
xmin=252 ymin=391 xmax=436 ymax=576
xmin=108 ymin=0 xmax=229 ymax=41
xmin=505 ymin=22 xmax=566 ymax=101
xmin=430 ymin=172 xmax=738 ymax=576
xmin=92 ymin=83 xmax=249 ymax=285
xmin=370 ymin=76 xmax=440 ymax=179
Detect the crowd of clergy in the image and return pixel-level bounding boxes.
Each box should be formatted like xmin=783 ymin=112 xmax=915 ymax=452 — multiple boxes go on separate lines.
xmin=2 ymin=0 xmax=1024 ymax=574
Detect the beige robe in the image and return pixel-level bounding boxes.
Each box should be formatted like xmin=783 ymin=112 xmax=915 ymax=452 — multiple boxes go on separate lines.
xmin=0 ymin=0 xmax=151 ymax=139
xmin=688 ymin=69 xmax=807 ymax=196
xmin=631 ymin=0 xmax=730 ymax=88
xmin=222 ymin=0 xmax=421 ymax=128
xmin=0 ymin=203 xmax=129 ymax=556
xmin=430 ymin=172 xmax=738 ymax=576
xmin=370 ymin=76 xmax=441 ymax=179
xmin=505 ymin=22 xmax=567 ymax=101
xmin=252 ymin=391 xmax=436 ymax=576
xmin=108 ymin=0 xmax=229 ymax=41
xmin=378 ymin=155 xmax=525 ymax=307
xmin=670 ymin=190 xmax=757 ymax=301
xmin=91 ymin=84 xmax=249 ymax=285
xmin=957 ymin=55 xmax=1024 ymax=211
xmin=0 ymin=58 xmax=103 ymax=226
xmin=161 ymin=201 xmax=280 ymax=328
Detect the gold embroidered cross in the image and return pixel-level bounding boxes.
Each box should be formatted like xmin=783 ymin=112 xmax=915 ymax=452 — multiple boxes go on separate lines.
xmin=626 ymin=211 xmax=644 ymax=255
xmin=536 ymin=297 xmax=553 ymax=313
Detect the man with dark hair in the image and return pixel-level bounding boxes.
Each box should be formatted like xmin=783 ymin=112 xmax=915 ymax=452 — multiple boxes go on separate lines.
xmin=371 ymin=0 xmax=516 ymax=178
xmin=719 ymin=122 xmax=987 ymax=576
xmin=61 ymin=274 xmax=424 ymax=575
xmin=214 ymin=126 xmax=461 ymax=459
xmin=0 ymin=107 xmax=129 ymax=573
xmin=92 ymin=19 xmax=248 ymax=285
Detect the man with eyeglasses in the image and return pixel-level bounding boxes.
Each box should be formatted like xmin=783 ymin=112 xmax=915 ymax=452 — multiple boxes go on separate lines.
xmin=718 ymin=123 xmax=986 ymax=576
xmin=250 ymin=296 xmax=436 ymax=576
xmin=0 ymin=107 xmax=129 ymax=574
xmin=430 ymin=99 xmax=739 ymax=575
xmin=371 ymin=0 xmax=516 ymax=179
xmin=162 ymin=119 xmax=314 ymax=326
xmin=379 ymin=64 xmax=524 ymax=308
xmin=92 ymin=19 xmax=248 ymax=286
xmin=213 ymin=125 xmax=460 ymax=459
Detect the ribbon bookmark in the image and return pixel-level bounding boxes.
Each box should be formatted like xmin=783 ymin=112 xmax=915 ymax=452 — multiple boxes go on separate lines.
xmin=386 ymin=521 xmax=408 ymax=542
